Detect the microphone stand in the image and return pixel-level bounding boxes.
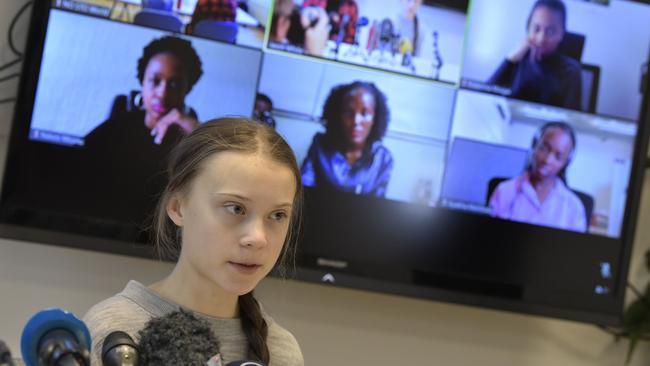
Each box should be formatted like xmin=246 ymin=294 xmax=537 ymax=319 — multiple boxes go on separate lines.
xmin=333 ymin=15 xmax=350 ymax=59
xmin=431 ymin=31 xmax=443 ymax=80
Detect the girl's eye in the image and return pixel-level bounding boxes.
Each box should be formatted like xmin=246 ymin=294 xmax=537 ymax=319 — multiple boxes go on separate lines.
xmin=270 ymin=211 xmax=288 ymax=221
xmin=225 ymin=204 xmax=245 ymax=216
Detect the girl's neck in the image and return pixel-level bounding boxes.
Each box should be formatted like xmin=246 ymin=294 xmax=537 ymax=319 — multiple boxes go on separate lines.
xmin=149 ymin=262 xmax=239 ymax=319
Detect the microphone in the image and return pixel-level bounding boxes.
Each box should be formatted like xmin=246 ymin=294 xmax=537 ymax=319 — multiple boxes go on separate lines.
xmin=356 ymin=16 xmax=369 ymax=27
xmin=378 ymin=18 xmax=397 ymax=59
xmin=20 ymin=308 xmax=91 ymax=366
xmin=335 ymin=0 xmax=358 ymax=44
xmin=399 ymin=37 xmax=415 ymax=71
xmin=0 ymin=340 xmax=16 ymax=366
xmin=366 ymin=20 xmax=378 ymax=52
xmin=225 ymin=362 xmax=267 ymax=366
xmin=137 ymin=309 xmax=219 ymax=366
xmin=334 ymin=14 xmax=350 ymax=55
xmin=379 ymin=18 xmax=394 ymax=45
xmin=399 ymin=37 xmax=413 ymax=55
xmin=343 ymin=15 xmax=369 ymax=59
xmin=102 ymin=331 xmax=139 ymax=366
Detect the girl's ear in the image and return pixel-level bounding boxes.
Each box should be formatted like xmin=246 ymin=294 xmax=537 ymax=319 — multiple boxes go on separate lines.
xmin=166 ymin=193 xmax=184 ymax=227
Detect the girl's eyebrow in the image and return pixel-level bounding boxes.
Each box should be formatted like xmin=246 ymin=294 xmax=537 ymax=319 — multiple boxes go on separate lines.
xmin=215 ymin=192 xmax=292 ymax=209
xmin=214 ymin=192 xmax=251 ymax=202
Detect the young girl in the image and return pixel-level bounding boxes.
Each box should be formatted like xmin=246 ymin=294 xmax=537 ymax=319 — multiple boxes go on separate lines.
xmin=84 ymin=117 xmax=304 ymax=365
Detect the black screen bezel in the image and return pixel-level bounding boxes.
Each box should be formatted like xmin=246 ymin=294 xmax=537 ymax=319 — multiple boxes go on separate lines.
xmin=1 ymin=0 xmax=649 ymax=326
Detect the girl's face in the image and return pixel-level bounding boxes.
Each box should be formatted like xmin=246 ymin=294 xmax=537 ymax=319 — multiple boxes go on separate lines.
xmin=168 ymin=151 xmax=296 ymax=296
xmin=527 ymin=6 xmax=564 ymax=57
xmin=531 ymin=127 xmax=573 ymax=180
xmin=141 ymin=53 xmax=188 ymax=124
xmin=341 ymin=87 xmax=376 ymax=151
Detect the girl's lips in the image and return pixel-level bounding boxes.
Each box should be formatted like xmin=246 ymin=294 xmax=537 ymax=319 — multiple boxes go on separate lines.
xmin=228 ymin=261 xmax=262 ymax=275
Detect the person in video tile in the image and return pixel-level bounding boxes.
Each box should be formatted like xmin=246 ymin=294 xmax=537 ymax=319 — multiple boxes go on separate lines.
xmin=301 ymin=81 xmax=393 ymax=197
xmin=270 ymin=0 xmax=296 ymax=44
xmin=186 ymin=0 xmax=237 ymax=35
xmin=489 ymin=122 xmax=587 ymax=232
xmin=270 ymin=0 xmax=331 ymax=56
xmin=488 ymin=0 xmax=582 ymax=110
xmin=83 ymin=36 xmax=203 ymax=224
xmin=87 ymin=36 xmax=202 ymax=147
xmin=303 ymin=0 xmax=358 ymax=44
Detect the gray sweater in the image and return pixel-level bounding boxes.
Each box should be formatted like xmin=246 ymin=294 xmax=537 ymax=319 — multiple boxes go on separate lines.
xmin=83 ymin=281 xmax=304 ymax=365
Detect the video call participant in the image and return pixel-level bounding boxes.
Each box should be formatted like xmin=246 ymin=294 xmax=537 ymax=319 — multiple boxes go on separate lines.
xmin=269 ymin=0 xmax=331 ymax=56
xmin=84 ymin=118 xmax=305 ymax=365
xmin=83 ymin=36 xmax=203 ymax=225
xmin=253 ymin=93 xmax=276 ymax=129
xmin=488 ymin=0 xmax=582 ymax=110
xmin=489 ymin=121 xmax=587 ymax=232
xmin=142 ymin=0 xmax=173 ymax=10
xmin=301 ymin=81 xmax=393 ymax=197
xmin=186 ymin=0 xmax=238 ymax=35
xmin=302 ymin=0 xmax=359 ymax=44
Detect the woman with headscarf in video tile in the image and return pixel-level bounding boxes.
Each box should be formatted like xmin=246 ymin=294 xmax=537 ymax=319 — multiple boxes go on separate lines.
xmin=301 ymin=81 xmax=394 ymax=197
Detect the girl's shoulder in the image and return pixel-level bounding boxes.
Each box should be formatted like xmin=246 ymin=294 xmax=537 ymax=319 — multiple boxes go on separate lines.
xmin=83 ymin=283 xmax=159 ymax=365
xmin=263 ymin=312 xmax=305 ymax=366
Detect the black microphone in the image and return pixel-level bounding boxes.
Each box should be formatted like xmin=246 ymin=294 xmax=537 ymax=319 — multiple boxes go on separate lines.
xmin=0 ymin=340 xmax=16 ymax=366
xmin=379 ymin=18 xmax=394 ymax=44
xmin=20 ymin=309 xmax=91 ymax=366
xmin=137 ymin=309 xmax=219 ymax=366
xmin=225 ymin=361 xmax=267 ymax=366
xmin=102 ymin=331 xmax=139 ymax=366
xmin=378 ymin=17 xmax=399 ymax=58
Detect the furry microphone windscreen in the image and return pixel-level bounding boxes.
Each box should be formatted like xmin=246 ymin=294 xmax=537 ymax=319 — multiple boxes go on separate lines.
xmin=137 ymin=309 xmax=220 ymax=366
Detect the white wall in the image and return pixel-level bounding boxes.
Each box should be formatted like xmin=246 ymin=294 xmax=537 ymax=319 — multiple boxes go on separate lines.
xmin=3 ymin=2 xmax=650 ymax=365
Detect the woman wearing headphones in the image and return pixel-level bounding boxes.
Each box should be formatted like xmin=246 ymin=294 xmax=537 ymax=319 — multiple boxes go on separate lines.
xmin=488 ymin=121 xmax=587 ymax=232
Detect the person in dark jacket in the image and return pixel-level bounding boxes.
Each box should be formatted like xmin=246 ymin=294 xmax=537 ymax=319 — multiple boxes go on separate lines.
xmin=488 ymin=0 xmax=582 ymax=110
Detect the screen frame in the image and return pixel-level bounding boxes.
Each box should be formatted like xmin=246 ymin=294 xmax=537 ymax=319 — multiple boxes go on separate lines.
xmin=1 ymin=0 xmax=649 ymax=326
